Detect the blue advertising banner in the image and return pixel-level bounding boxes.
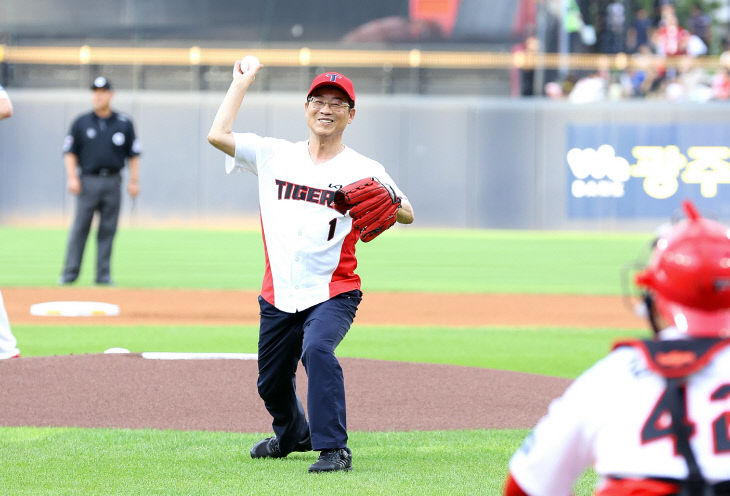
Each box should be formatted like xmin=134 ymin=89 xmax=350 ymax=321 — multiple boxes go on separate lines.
xmin=566 ymin=123 xmax=730 ymax=219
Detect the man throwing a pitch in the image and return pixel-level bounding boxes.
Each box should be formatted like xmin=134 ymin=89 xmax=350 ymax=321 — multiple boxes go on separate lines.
xmin=504 ymin=200 xmax=730 ymax=495
xmin=208 ymin=57 xmax=414 ymax=473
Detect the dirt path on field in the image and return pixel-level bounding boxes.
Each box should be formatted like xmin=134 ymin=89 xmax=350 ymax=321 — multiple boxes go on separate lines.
xmin=0 ymin=287 xmax=642 ymax=433
xmin=3 ymin=287 xmax=645 ymax=329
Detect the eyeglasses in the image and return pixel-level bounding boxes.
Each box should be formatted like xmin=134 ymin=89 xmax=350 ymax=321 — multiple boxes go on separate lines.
xmin=307 ymin=96 xmax=351 ymax=112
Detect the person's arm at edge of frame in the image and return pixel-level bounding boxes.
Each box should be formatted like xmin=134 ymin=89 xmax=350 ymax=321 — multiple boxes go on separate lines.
xmin=207 ymin=58 xmax=264 ymax=157
xmin=64 ymin=153 xmax=81 ymax=195
xmin=0 ymin=95 xmax=13 ymax=120
xmin=127 ymin=155 xmax=140 ymax=197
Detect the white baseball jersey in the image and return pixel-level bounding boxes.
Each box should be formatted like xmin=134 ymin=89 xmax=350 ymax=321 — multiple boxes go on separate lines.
xmin=0 ymin=290 xmax=20 ymax=359
xmin=0 ymin=84 xmax=8 ymax=100
xmin=225 ymin=132 xmax=407 ymax=313
xmin=508 ymin=334 xmax=730 ymax=495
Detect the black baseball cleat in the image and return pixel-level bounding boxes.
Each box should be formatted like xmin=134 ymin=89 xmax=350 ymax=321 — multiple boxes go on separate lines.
xmin=250 ymin=434 xmax=312 ymax=459
xmin=308 ymin=447 xmax=352 ymax=473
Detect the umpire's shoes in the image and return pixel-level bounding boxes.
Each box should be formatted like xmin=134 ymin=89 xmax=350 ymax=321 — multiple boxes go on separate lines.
xmin=308 ymin=447 xmax=352 ymax=473
xmin=250 ymin=434 xmax=312 ymax=459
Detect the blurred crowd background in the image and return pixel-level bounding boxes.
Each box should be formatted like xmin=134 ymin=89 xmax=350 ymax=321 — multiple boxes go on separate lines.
xmin=2 ymin=0 xmax=729 ymax=102
xmin=528 ymin=0 xmax=730 ymax=102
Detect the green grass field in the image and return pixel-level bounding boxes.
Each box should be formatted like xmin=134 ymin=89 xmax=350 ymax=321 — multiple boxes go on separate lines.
xmin=0 ymin=226 xmax=652 ymax=293
xmin=0 ymin=226 xmax=652 ymax=495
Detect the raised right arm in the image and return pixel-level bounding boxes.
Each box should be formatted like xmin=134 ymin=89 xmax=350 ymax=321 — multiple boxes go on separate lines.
xmin=207 ymin=58 xmax=263 ymax=157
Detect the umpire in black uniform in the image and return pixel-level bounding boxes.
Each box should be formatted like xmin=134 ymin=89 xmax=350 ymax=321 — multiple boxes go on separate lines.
xmin=59 ymin=76 xmax=141 ymax=285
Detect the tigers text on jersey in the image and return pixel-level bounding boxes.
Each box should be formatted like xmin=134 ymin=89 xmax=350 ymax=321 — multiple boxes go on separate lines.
xmin=508 ymin=342 xmax=730 ymax=496
xmin=226 ymin=132 xmax=407 ymax=313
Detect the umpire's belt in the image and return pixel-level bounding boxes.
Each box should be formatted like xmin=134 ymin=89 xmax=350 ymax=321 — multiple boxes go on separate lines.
xmin=85 ymin=168 xmax=120 ymax=177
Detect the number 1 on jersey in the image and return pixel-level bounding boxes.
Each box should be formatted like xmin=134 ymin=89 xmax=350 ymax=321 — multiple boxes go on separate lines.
xmin=327 ymin=218 xmax=337 ymax=241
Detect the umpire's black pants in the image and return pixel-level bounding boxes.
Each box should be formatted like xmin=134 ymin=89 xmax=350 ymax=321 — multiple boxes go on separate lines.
xmin=256 ymin=290 xmax=361 ymax=453
xmin=60 ymin=174 xmax=121 ymax=283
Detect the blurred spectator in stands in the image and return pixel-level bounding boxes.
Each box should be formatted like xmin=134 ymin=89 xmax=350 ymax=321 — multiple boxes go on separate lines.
xmin=608 ymin=70 xmax=630 ymax=100
xmin=622 ymin=59 xmax=650 ymax=99
xmin=652 ymin=5 xmax=690 ymax=57
xmin=630 ymin=43 xmax=663 ymax=97
xmin=626 ymin=7 xmax=653 ymax=53
xmin=677 ymin=55 xmax=713 ymax=101
xmin=625 ymin=65 xmax=647 ymax=97
xmin=544 ymin=73 xmax=580 ymax=100
xmin=545 ymin=81 xmax=566 ymax=99
xmin=711 ymin=66 xmax=730 ymax=100
xmin=687 ymin=32 xmax=708 ymax=57
xmin=648 ymin=54 xmax=712 ymax=102
xmin=568 ymin=71 xmax=607 ymax=103
xmin=689 ymin=2 xmax=712 ymax=49
xmin=512 ymin=34 xmax=540 ymax=97
xmin=601 ymin=0 xmax=625 ymax=54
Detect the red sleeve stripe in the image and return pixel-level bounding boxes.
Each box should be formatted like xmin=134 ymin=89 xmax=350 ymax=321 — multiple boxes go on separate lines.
xmin=504 ymin=474 xmax=530 ymax=496
xmin=596 ymin=477 xmax=680 ymax=495
xmin=260 ymin=214 xmax=275 ymax=305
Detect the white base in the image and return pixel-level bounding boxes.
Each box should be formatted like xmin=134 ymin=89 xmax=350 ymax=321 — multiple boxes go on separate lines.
xmin=30 ymin=301 xmax=120 ymax=317
xmin=141 ymin=352 xmax=258 ymax=360
xmin=104 ymin=347 xmax=131 ymax=354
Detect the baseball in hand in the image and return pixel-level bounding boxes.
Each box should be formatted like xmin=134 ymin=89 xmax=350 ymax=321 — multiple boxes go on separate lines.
xmin=239 ymin=55 xmax=261 ymax=73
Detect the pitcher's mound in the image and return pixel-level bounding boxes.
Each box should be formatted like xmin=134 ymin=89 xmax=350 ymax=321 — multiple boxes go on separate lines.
xmin=0 ymin=354 xmax=570 ymax=432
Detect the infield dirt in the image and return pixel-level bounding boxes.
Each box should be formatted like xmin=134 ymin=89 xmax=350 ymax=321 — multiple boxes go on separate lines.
xmin=4 ymin=287 xmax=644 ymax=328
xmin=1 ymin=287 xmax=643 ymax=432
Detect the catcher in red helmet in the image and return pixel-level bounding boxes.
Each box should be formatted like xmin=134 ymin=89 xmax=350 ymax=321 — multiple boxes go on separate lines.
xmin=636 ymin=200 xmax=730 ymax=339
xmin=504 ymin=200 xmax=730 ymax=496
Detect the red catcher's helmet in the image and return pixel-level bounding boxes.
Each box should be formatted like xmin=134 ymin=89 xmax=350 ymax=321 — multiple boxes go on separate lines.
xmin=635 ymin=200 xmax=730 ymax=337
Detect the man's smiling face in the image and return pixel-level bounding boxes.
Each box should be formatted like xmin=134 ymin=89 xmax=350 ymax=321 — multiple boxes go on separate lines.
xmin=305 ymin=87 xmax=355 ymax=138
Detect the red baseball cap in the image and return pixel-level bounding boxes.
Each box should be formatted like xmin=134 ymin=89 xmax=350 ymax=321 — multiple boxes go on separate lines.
xmin=635 ymin=200 xmax=730 ymax=337
xmin=307 ymin=72 xmax=356 ymax=106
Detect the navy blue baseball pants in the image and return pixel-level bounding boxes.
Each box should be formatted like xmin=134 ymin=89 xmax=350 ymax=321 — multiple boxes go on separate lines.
xmin=256 ymin=289 xmax=361 ymax=453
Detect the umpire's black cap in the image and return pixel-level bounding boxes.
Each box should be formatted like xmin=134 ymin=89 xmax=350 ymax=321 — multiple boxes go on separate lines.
xmin=91 ymin=76 xmax=112 ymax=90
